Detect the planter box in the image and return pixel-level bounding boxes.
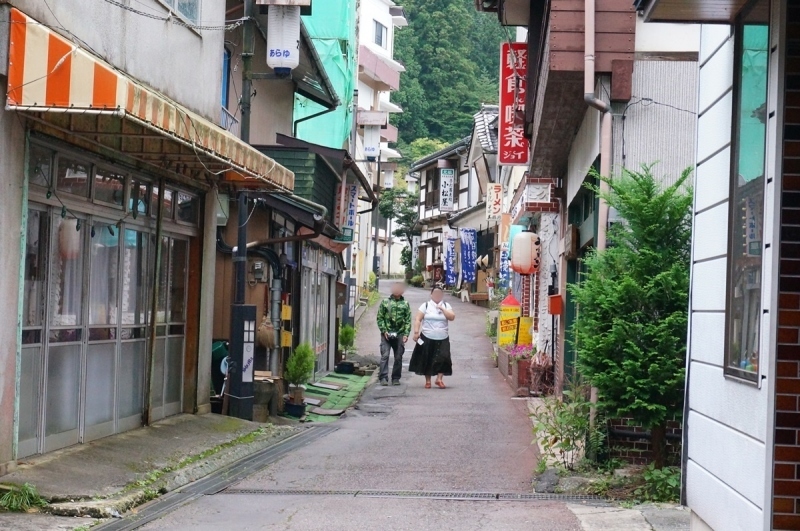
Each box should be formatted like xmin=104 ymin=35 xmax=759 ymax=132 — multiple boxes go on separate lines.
xmin=497 ymin=346 xmax=510 ymax=379
xmin=511 ymin=359 xmax=532 ymax=397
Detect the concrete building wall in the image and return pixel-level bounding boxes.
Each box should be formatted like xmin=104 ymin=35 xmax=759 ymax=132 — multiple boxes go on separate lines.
xmin=0 ymin=104 xmax=26 ymax=470
xmin=14 ymin=0 xmax=226 ymax=121
xmin=685 ymin=19 xmax=782 ymax=530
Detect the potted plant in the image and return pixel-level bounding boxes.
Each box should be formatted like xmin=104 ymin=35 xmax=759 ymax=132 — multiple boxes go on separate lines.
xmin=284 ymin=343 xmax=315 ymax=417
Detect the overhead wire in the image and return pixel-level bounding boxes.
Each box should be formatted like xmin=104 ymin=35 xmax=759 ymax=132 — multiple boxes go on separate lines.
xmin=621 ymin=97 xmax=697 ymax=163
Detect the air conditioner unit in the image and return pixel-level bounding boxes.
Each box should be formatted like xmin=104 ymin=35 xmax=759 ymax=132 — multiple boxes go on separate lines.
xmin=564 ymin=224 xmax=579 ymax=261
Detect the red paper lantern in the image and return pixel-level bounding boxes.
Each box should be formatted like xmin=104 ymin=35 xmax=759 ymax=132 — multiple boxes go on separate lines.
xmin=510 ymin=231 xmax=541 ymax=274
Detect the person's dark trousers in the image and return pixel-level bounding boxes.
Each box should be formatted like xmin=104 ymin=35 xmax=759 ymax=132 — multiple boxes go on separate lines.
xmin=379 ymin=335 xmax=405 ymax=382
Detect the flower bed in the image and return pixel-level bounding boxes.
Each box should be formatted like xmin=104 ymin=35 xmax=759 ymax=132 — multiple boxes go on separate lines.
xmin=498 ymin=344 xmax=535 ymax=396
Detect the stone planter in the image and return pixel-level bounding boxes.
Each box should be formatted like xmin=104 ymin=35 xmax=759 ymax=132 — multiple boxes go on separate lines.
xmin=497 ymin=346 xmax=511 ymax=379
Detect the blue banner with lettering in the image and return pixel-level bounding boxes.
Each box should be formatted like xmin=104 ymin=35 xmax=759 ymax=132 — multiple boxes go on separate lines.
xmin=459 ymin=228 xmax=477 ymax=284
xmin=445 ymin=236 xmax=457 ymax=286
xmin=498 ymin=242 xmax=510 ymax=288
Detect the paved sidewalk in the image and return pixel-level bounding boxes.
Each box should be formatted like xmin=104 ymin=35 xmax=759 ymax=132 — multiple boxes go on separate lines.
xmin=0 ymin=414 xmax=295 ymax=527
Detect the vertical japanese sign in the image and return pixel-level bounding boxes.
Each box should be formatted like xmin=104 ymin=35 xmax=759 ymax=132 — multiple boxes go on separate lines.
xmin=486 ymin=183 xmax=503 ymax=220
xmin=411 ymin=235 xmax=420 ymax=268
xmin=439 ymin=168 xmax=455 ymax=212
xmin=498 ymin=213 xmax=511 ymax=288
xmin=444 ymin=232 xmax=457 ymax=286
xmin=335 ymin=184 xmax=358 ymax=243
xmin=334 ymin=183 xmax=344 ymax=227
xmin=460 ymin=228 xmax=477 ymax=283
xmin=499 ymin=42 xmax=529 ymax=166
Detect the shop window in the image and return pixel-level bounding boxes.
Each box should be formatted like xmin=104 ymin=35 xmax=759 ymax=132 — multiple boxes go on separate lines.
xmin=56 ymin=156 xmax=90 ymax=197
xmin=176 ymin=192 xmax=199 ymax=224
xmin=131 ymin=179 xmax=150 ymax=217
xmin=50 ymin=215 xmax=85 ymax=331
xmin=89 ymin=221 xmax=120 ymax=326
xmin=28 ymin=144 xmax=53 ymax=188
xmin=23 ymin=208 xmax=49 ymax=330
xmin=94 ymin=169 xmax=125 ymax=207
xmin=169 ymin=239 xmax=188 ymax=322
xmin=725 ymin=0 xmax=770 ymax=382
xmin=121 ymin=229 xmax=149 ymax=330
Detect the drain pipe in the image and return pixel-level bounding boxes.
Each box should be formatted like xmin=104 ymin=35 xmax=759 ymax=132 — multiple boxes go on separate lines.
xmin=584 ymin=0 xmax=613 ymax=458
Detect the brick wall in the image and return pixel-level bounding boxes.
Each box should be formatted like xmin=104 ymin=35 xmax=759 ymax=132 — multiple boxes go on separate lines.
xmin=607 ymin=418 xmax=682 ymax=466
xmin=774 ymin=4 xmax=800 ymax=529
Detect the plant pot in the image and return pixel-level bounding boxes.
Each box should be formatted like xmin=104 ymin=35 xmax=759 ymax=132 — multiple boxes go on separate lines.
xmin=284 ymin=400 xmax=306 ymax=418
xmin=288 ymin=384 xmax=305 ymax=405
xmin=497 ymin=347 xmax=510 ymax=379
xmin=512 ymin=358 xmax=532 ymax=396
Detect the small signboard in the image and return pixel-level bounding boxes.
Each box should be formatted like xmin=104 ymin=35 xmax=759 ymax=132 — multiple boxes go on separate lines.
xmin=486 ymin=183 xmax=503 ymax=221
xmin=440 ymin=168 xmax=455 ymax=212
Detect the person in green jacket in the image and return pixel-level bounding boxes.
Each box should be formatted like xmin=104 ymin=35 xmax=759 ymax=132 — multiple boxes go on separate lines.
xmin=376 ymin=282 xmax=412 ymax=386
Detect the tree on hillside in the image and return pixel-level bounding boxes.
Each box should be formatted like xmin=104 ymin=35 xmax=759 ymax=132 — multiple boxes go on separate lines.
xmin=392 ymin=0 xmax=503 ymax=145
xmin=570 ymin=165 xmax=693 ymax=469
xmin=395 ymin=137 xmax=448 ymax=177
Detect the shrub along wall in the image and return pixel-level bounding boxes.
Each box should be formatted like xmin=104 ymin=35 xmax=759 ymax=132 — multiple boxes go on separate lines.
xmin=606 ymin=418 xmax=682 ymax=466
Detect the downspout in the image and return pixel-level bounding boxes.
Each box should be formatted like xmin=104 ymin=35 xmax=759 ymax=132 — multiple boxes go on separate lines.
xmin=293 ymin=107 xmax=336 ymax=138
xmin=584 ymin=0 xmax=612 ymax=252
xmin=584 ymin=0 xmax=612 ymax=456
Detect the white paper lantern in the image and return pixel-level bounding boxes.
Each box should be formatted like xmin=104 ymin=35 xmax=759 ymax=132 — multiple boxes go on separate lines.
xmin=510 ymin=231 xmax=541 ymax=275
xmin=267 ymin=6 xmax=301 ymax=76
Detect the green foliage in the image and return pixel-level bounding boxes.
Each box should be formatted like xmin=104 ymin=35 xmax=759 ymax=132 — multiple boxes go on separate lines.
xmin=635 ymin=464 xmax=681 ymax=502
xmin=408 ymin=274 xmax=424 ymax=287
xmin=284 ymin=343 xmax=316 ymax=386
xmin=395 ymin=137 xmax=449 ymax=177
xmin=531 ymin=381 xmax=599 ymax=471
xmin=339 ymin=325 xmax=356 ymax=354
xmin=570 ymin=164 xmax=692 ymax=468
xmin=485 ymin=313 xmax=497 ymax=338
xmin=378 ymin=187 xmax=419 ymax=248
xmin=0 ymin=483 xmax=47 ymax=512
xmin=488 ymin=286 xmax=509 ymax=311
xmin=367 ymin=271 xmax=377 ymax=291
xmin=400 ymin=246 xmax=413 ymax=271
xmin=392 ymin=2 xmax=503 ymax=145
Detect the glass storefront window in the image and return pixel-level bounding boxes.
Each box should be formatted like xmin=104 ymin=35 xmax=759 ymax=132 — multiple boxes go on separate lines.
xmin=725 ymin=0 xmax=770 ymax=381
xmin=89 ymin=221 xmax=120 ymax=325
xmin=130 ymin=179 xmax=149 ymax=217
xmin=50 ymin=215 xmax=85 ymax=329
xmin=94 ymin=169 xmax=125 ymax=207
xmin=176 ymin=192 xmax=199 ymax=224
xmin=56 ymin=156 xmax=90 ymax=197
xmin=121 ymin=229 xmax=149 ymax=329
xmin=169 ymin=239 xmax=188 ymax=322
xmin=28 ymin=144 xmax=53 ymax=188
xmin=24 ymin=209 xmax=49 ymax=328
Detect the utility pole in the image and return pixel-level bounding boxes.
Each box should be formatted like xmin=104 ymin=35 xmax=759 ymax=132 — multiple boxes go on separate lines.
xmin=372 ymin=156 xmax=382 ymax=290
xmin=228 ymin=0 xmax=256 ymax=420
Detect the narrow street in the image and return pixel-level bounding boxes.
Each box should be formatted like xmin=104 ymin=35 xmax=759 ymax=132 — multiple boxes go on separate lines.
xmin=139 ymin=285 xmax=582 ymax=530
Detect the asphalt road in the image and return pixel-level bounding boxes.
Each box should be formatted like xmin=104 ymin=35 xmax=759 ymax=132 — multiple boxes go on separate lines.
xmin=141 ymin=285 xmax=582 ymax=530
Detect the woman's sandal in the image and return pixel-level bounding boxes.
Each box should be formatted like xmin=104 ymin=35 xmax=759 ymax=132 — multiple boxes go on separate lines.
xmin=435 ymin=380 xmax=446 ymax=389
xmin=425 ymin=382 xmax=431 ymax=389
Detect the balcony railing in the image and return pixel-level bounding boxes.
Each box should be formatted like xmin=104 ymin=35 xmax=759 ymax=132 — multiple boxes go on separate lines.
xmin=220 ymin=106 xmax=240 ymax=137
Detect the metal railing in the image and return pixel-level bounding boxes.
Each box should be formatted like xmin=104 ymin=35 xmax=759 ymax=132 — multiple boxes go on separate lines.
xmin=220 ymin=106 xmax=240 ymax=137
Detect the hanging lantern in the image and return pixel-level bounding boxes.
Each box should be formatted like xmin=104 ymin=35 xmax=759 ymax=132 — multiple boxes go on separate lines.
xmin=59 ymin=219 xmax=81 ymax=260
xmin=510 ymin=231 xmax=541 ymax=274
xmin=266 ymin=5 xmax=301 ymax=77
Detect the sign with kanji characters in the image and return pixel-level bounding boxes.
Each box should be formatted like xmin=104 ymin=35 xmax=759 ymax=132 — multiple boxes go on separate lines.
xmin=459 ymin=228 xmax=477 ymax=283
xmin=499 ymin=42 xmax=529 ymax=166
xmin=335 ymin=183 xmax=358 ymax=243
xmin=411 ymin=235 xmax=420 ymax=268
xmin=486 ymin=183 xmax=503 ymax=220
xmin=440 ymin=168 xmax=455 ymax=212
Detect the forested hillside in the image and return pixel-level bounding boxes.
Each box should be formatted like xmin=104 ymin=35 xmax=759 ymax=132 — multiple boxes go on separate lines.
xmin=391 ymin=0 xmax=505 ymax=154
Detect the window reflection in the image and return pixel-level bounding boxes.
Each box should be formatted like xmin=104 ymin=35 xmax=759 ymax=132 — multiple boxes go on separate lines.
xmin=726 ymin=0 xmax=769 ymax=380
xmin=56 ymin=156 xmax=90 ymax=197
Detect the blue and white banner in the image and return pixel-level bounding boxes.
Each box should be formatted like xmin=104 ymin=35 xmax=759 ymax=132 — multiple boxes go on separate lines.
xmin=444 ymin=235 xmax=457 ymax=286
xmin=459 ymin=228 xmax=477 ymax=284
xmin=498 ymin=242 xmax=510 ymax=288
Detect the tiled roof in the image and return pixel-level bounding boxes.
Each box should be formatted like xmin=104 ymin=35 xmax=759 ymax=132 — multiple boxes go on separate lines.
xmin=473 ymin=104 xmax=499 ymax=154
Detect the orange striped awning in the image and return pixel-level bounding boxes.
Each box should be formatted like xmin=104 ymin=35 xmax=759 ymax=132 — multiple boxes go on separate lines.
xmin=6 ymin=8 xmax=293 ymax=191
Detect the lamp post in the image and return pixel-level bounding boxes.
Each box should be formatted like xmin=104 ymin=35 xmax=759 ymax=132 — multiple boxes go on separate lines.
xmin=371 ymin=154 xmax=382 ymax=290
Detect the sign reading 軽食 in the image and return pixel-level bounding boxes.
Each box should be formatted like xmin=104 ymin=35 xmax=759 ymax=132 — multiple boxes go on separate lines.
xmin=499 ymin=42 xmax=529 ymax=166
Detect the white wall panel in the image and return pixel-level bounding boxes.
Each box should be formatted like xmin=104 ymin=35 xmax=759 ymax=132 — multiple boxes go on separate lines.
xmin=687 ymin=411 xmax=766 ymax=508
xmin=699 ymin=25 xmax=733 ymax=64
xmin=697 ymin=38 xmax=734 ymax=115
xmin=693 ymin=203 xmax=729 ymax=261
xmin=691 ymin=258 xmax=727 ymax=311
xmin=697 ymin=91 xmax=733 ymax=163
xmin=695 ymin=147 xmax=731 ymax=212
xmin=690 ymin=312 xmax=726 ymax=366
xmin=688 ymin=362 xmax=768 ymax=442
xmin=686 ymin=460 xmax=764 ymax=531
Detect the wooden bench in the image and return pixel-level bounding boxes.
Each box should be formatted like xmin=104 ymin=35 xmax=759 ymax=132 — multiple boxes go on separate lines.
xmin=469 ymin=292 xmax=489 ymax=304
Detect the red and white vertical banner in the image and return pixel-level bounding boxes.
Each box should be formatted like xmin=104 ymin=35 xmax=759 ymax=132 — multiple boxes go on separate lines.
xmin=486 ymin=183 xmax=503 ymax=221
xmin=499 ymin=42 xmax=529 ymax=166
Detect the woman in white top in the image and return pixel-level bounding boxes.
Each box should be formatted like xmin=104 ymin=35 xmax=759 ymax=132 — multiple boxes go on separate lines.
xmin=409 ymin=287 xmax=456 ymax=389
